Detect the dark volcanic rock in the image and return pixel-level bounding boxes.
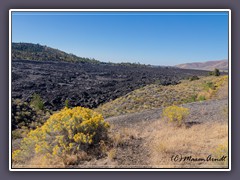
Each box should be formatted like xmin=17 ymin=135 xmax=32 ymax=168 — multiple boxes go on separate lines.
xmin=11 ymin=99 xmax=37 ymax=130
xmin=12 ymin=60 xmax=210 ymax=111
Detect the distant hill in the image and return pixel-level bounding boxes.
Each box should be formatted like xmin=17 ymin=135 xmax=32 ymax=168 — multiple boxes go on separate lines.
xmin=11 ymin=43 xmax=153 ymax=68
xmin=12 ymin=42 xmax=100 ymax=64
xmin=175 ymin=59 xmax=228 ymax=71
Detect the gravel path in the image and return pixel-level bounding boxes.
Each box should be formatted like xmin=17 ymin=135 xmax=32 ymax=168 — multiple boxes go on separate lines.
xmin=103 ymin=98 xmax=228 ymax=167
xmin=70 ymin=98 xmax=229 ymax=168
xmin=106 ymin=98 xmax=228 ymax=127
xmin=183 ymin=98 xmax=228 ymax=123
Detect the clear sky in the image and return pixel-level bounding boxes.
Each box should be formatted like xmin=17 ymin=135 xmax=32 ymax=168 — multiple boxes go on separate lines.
xmin=12 ymin=11 xmax=229 ymax=66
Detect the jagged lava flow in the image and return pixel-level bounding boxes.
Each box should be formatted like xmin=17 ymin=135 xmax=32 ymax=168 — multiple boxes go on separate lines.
xmin=12 ymin=59 xmax=210 ymax=111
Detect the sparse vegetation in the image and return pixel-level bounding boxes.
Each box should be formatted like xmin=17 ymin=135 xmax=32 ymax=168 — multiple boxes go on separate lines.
xmin=211 ymin=142 xmax=228 ymax=166
xmin=184 ymin=94 xmax=197 ymax=103
xmin=96 ymin=75 xmax=228 ymax=118
xmin=12 ymin=99 xmax=37 ymax=130
xmin=147 ymin=121 xmax=228 ymax=168
xmin=12 ymin=98 xmax=53 ymax=141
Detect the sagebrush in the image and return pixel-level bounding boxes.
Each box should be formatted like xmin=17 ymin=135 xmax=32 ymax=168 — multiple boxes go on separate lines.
xmin=162 ymin=105 xmax=190 ymax=126
xmin=12 ymin=106 xmax=110 ymax=166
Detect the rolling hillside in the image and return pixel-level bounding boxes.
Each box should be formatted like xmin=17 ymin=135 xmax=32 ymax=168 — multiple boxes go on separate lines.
xmin=96 ymin=75 xmax=228 ymax=118
xmin=175 ymin=59 xmax=228 ymax=71
xmin=12 ymin=42 xmax=100 ymax=63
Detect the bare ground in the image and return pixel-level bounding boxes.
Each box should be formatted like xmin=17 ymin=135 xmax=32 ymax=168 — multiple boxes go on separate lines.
xmin=95 ymin=97 xmax=229 ymax=168
xmin=106 ymin=98 xmax=228 ymax=127
xmin=69 ymin=97 xmax=228 ymax=168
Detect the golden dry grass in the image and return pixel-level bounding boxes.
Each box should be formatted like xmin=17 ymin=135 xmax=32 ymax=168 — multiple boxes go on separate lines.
xmin=107 ymin=148 xmax=117 ymax=160
xmin=144 ymin=120 xmax=228 ymax=168
xmin=96 ymin=75 xmax=228 ymax=118
xmin=214 ymin=77 xmax=228 ymax=99
xmin=12 ymin=117 xmax=228 ymax=168
xmin=109 ymin=127 xmax=139 ymax=147
xmin=13 ymin=149 xmax=95 ymax=168
xmin=12 ymin=155 xmax=65 ymax=168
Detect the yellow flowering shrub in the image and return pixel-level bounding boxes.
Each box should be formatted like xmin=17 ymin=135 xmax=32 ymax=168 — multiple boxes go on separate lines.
xmin=12 ymin=107 xmax=110 ymax=165
xmin=162 ymin=105 xmax=190 ymax=126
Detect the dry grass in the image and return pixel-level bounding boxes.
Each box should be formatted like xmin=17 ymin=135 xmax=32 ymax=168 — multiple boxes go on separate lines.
xmin=144 ymin=120 xmax=228 ymax=168
xmin=109 ymin=127 xmax=139 ymax=147
xmin=12 ymin=155 xmax=65 ymax=168
xmin=107 ymin=148 xmax=117 ymax=160
xmin=96 ymin=76 xmax=228 ymax=118
xmin=214 ymin=77 xmax=228 ymax=99
xmin=12 ymin=115 xmax=228 ymax=168
xmin=12 ymin=147 xmax=91 ymax=168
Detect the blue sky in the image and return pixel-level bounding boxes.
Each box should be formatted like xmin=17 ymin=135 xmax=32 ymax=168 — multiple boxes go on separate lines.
xmin=12 ymin=11 xmax=229 ymax=66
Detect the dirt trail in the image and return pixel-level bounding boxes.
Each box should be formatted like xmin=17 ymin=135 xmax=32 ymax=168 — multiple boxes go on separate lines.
xmin=106 ymin=98 xmax=228 ymax=127
xmin=103 ymin=98 xmax=228 ymax=167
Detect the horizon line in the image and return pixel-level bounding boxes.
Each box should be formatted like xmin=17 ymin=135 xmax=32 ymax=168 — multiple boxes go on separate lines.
xmin=11 ymin=42 xmax=228 ymax=66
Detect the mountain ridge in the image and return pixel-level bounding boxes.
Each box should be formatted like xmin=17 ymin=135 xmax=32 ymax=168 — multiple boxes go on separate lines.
xmin=12 ymin=42 xmax=100 ymax=64
xmin=12 ymin=42 xmax=155 ymax=68
xmin=175 ymin=59 xmax=228 ymax=71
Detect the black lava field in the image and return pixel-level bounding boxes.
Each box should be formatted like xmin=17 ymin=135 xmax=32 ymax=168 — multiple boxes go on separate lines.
xmin=12 ymin=60 xmax=210 ymax=111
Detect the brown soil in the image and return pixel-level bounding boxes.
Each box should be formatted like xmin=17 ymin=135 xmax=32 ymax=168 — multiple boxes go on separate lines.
xmin=73 ymin=97 xmax=228 ymax=168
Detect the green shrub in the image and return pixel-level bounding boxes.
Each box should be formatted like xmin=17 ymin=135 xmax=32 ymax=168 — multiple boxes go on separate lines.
xmin=162 ymin=105 xmax=190 ymax=126
xmin=184 ymin=94 xmax=197 ymax=103
xmin=64 ymin=99 xmax=69 ymax=108
xmin=30 ymin=93 xmax=44 ymax=111
xmin=12 ymin=99 xmax=37 ymax=130
xmin=189 ymin=76 xmax=199 ymax=81
xmin=209 ymin=68 xmax=220 ymax=76
xmin=12 ymin=107 xmax=110 ymax=165
xmin=214 ymin=68 xmax=220 ymax=76
xmin=12 ymin=130 xmax=22 ymax=139
xmin=204 ymin=82 xmax=215 ymax=90
xmin=197 ymin=95 xmax=206 ymax=101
